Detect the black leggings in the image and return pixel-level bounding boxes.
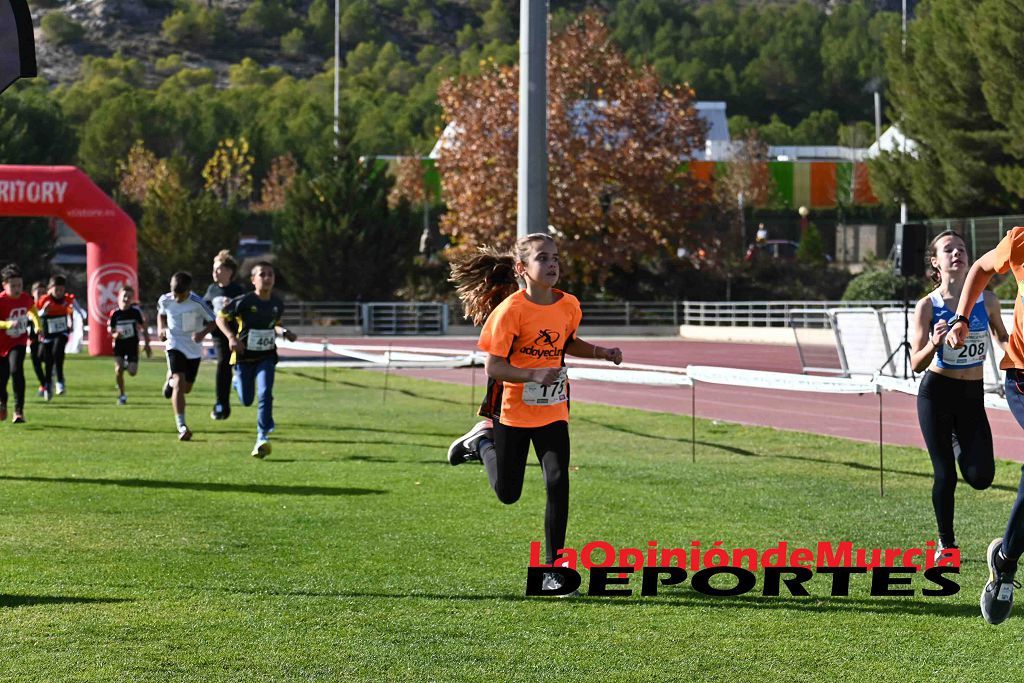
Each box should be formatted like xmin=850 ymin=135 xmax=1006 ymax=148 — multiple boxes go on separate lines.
xmin=916 ymin=371 xmax=995 ymax=545
xmin=29 ymin=339 xmax=46 ymax=388
xmin=43 ymin=335 xmax=67 ymax=387
xmin=0 ymin=346 xmax=27 ymax=412
xmin=212 ymin=334 xmax=233 ymax=416
xmin=480 ymin=420 xmax=571 ymax=565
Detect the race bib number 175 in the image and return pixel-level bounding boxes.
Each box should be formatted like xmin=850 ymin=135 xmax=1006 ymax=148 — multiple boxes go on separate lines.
xmin=522 ymin=368 xmax=568 ymax=406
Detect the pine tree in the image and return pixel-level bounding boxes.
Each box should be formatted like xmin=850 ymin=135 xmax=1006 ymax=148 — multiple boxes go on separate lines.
xmin=972 ymin=0 xmax=1024 ymax=201
xmin=274 ymin=141 xmax=419 ymax=300
xmin=874 ymin=0 xmax=1017 ymax=216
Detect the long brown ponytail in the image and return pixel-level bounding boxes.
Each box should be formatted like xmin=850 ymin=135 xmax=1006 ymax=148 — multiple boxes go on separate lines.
xmin=449 ymin=233 xmax=555 ymax=325
xmin=449 ymin=246 xmax=518 ymax=326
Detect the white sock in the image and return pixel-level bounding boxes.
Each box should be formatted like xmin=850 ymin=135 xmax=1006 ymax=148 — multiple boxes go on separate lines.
xmin=176 ymin=414 xmax=186 ymax=429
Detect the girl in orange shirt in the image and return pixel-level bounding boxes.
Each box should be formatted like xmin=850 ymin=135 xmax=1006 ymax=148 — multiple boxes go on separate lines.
xmin=446 ymin=233 xmax=622 ymax=594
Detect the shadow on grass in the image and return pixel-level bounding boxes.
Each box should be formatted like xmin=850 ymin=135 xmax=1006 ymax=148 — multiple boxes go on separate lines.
xmin=1 ymin=594 xmax=132 ymax=608
xmin=279 ymin=437 xmax=442 ymax=450
xmin=298 ymin=588 xmax=977 ymax=617
xmin=579 ymin=417 xmax=1020 ymax=493
xmin=288 ymin=423 xmax=457 ymax=439
xmin=0 ymin=475 xmax=387 ymax=497
xmin=289 ymin=371 xmax=467 ymax=408
xmin=576 ymin=416 xmax=758 ymax=457
xmin=38 ymin=424 xmax=250 ymax=436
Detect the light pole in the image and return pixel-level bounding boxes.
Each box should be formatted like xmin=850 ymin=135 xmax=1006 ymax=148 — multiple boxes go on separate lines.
xmin=517 ymin=0 xmax=548 ymax=238
xmin=333 ymin=0 xmax=340 ymax=146
xmin=798 ymin=205 xmax=809 ymax=235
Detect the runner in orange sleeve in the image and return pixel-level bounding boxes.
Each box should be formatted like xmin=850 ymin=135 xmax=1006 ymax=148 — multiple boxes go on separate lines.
xmin=34 ymin=275 xmax=77 ymax=400
xmin=948 ymin=225 xmax=1024 ymax=625
xmin=445 ymin=233 xmax=623 ymax=596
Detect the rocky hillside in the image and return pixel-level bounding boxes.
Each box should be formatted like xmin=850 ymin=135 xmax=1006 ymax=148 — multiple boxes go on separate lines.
xmin=30 ymin=0 xmax=917 ymax=88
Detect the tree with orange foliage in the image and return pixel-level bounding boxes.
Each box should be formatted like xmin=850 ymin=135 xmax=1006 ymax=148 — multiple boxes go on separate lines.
xmin=436 ymin=12 xmax=710 ymax=288
xmin=251 ymin=153 xmax=298 ymax=214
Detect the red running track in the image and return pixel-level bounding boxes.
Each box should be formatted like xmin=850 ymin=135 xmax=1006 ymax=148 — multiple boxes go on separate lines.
xmin=297 ymin=337 xmax=1024 ymax=463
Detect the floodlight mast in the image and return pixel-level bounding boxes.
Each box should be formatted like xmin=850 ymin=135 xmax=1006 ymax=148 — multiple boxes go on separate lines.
xmin=517 ymin=0 xmax=549 ymax=238
xmin=333 ymin=0 xmax=340 ymax=146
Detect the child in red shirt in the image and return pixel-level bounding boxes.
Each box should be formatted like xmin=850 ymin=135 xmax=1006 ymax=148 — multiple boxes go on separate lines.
xmin=0 ymin=264 xmax=40 ymax=423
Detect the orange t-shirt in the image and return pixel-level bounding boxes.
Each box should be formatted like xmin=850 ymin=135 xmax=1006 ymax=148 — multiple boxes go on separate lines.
xmin=993 ymin=226 xmax=1024 ymax=370
xmin=36 ymin=292 xmax=76 ymax=338
xmin=477 ymin=289 xmax=583 ymax=428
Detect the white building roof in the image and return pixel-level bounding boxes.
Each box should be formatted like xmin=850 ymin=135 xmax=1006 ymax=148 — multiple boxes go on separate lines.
xmin=866 ymin=125 xmax=919 ymax=158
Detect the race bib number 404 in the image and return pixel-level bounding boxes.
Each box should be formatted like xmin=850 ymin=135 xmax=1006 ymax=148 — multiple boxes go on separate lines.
xmin=522 ymin=367 xmax=568 ymax=406
xmin=247 ymin=328 xmax=276 ymax=352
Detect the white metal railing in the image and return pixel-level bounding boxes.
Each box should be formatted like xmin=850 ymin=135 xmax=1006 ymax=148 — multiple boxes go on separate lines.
xmin=362 ymin=302 xmax=448 ymax=335
xmin=135 ymin=299 xmax=1014 ymax=333
xmin=281 ymin=301 xmax=361 ymax=327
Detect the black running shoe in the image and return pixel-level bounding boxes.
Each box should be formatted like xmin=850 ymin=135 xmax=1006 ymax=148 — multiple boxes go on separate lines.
xmin=541 ymin=572 xmax=580 ymax=598
xmin=982 ymin=537 xmax=1020 ymax=625
xmin=446 ymin=419 xmax=491 ymax=466
xmin=934 ymin=541 xmax=959 ymax=565
xmin=163 ymin=379 xmax=173 ymax=399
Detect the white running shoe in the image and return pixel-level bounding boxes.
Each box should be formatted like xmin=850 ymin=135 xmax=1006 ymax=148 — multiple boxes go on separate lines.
xmin=251 ymin=439 xmax=271 ymax=459
xmin=55 ymin=381 xmax=65 ymax=396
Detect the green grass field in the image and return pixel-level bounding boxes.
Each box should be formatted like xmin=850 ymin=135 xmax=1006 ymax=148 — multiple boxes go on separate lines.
xmin=1 ymin=355 xmax=1022 ymax=681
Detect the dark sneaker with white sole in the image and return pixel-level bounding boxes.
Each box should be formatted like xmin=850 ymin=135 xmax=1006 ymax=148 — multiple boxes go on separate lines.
xmin=934 ymin=541 xmax=959 ymax=566
xmin=982 ymin=537 xmax=1020 ymax=625
xmin=447 ymin=420 xmax=492 ymax=466
xmin=541 ymin=572 xmax=580 ymax=598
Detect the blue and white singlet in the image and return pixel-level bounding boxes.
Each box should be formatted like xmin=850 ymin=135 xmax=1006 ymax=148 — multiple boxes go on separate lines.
xmin=930 ymin=291 xmax=989 ymax=369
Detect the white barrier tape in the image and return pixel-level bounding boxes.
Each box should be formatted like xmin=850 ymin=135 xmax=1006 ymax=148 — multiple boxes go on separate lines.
xmin=686 ymin=365 xmax=878 ymax=394
xmin=873 ymin=375 xmax=919 ymax=396
xmin=873 ymin=373 xmax=1011 ymax=411
xmin=568 ymin=367 xmax=692 ymax=387
xmin=277 ymin=339 xmax=484 ymax=369
xmin=985 ymin=394 xmax=1010 ymax=411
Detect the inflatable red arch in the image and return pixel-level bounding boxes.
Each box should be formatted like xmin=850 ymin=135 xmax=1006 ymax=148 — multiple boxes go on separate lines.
xmin=0 ymin=165 xmax=137 ymax=356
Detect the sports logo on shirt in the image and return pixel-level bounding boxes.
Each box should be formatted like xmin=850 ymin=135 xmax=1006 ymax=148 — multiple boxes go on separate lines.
xmin=534 ymin=329 xmax=560 ymax=349
xmin=519 ymin=328 xmax=565 ymax=358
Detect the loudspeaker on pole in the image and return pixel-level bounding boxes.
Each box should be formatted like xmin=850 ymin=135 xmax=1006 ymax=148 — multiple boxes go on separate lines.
xmin=894 ymin=222 xmax=928 ymax=278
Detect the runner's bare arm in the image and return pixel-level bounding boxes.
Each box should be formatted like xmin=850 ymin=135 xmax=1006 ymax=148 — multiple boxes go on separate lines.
xmin=484 ymin=354 xmax=561 ymax=385
xmin=948 ymin=250 xmax=1000 ymax=347
xmin=984 ymin=290 xmax=1010 ymax=353
xmin=565 ymin=338 xmax=622 ymax=365
xmin=910 ymin=297 xmax=941 ymax=373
